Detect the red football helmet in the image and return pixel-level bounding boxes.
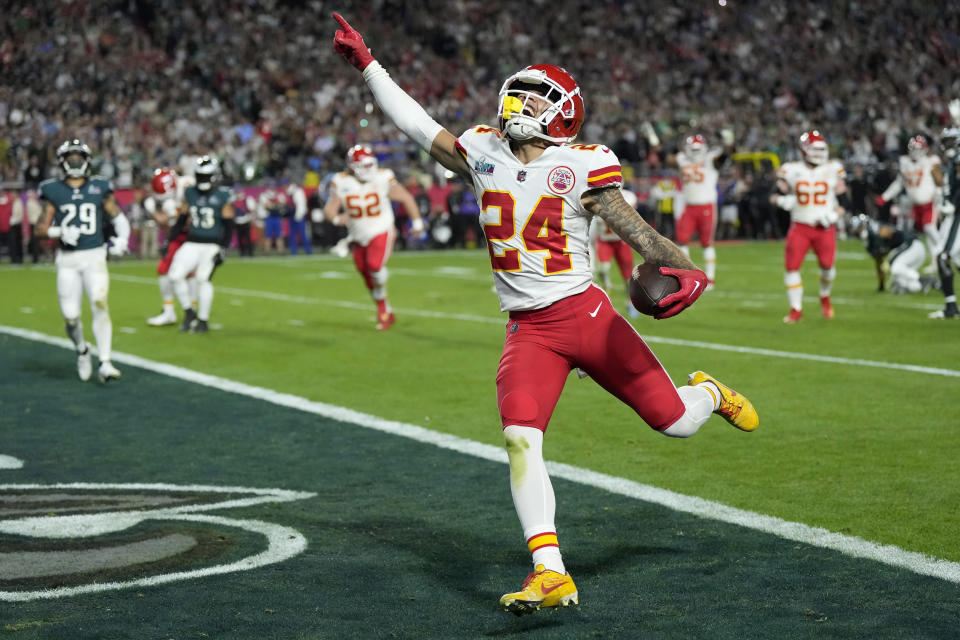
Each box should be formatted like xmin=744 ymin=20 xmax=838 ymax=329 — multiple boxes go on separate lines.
xmin=151 ymin=168 xmax=178 ymax=197
xmin=685 ymin=134 xmax=708 ymax=159
xmin=799 ymin=130 xmax=829 ymax=165
xmin=907 ymin=135 xmax=928 ymax=161
xmin=498 ymin=64 xmax=584 ymax=144
xmin=346 ymin=144 xmax=378 ymax=182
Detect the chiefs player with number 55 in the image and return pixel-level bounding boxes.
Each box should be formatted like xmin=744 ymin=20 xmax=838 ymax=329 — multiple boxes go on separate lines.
xmin=333 ymin=12 xmax=758 ymax=614
xmin=323 ymin=144 xmax=424 ymax=331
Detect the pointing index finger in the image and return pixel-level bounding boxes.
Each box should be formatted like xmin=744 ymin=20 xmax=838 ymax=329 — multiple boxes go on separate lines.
xmin=332 ymin=12 xmax=353 ymax=32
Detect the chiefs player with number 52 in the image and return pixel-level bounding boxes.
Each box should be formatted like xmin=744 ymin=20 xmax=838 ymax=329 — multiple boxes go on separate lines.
xmin=323 ymin=144 xmax=425 ymax=331
xmin=333 ymin=12 xmax=758 ymax=614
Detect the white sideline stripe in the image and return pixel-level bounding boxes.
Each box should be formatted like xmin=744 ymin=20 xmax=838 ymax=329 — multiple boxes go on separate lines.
xmin=3 ymin=325 xmax=959 ymax=585
xmin=106 ymin=276 xmax=960 ymax=378
xmin=641 ymin=336 xmax=960 ymax=378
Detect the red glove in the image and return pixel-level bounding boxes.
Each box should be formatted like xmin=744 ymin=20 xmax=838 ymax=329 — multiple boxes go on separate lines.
xmin=332 ymin=13 xmax=375 ymax=71
xmin=874 ymin=195 xmax=886 ymax=207
xmin=655 ymin=267 xmax=708 ymax=319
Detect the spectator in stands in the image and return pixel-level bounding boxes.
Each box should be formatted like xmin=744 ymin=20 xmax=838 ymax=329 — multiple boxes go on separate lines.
xmin=446 ymin=178 xmax=482 ymax=249
xmin=0 ymin=190 xmax=16 ymax=263
xmin=234 ymin=192 xmax=255 ymax=257
xmin=286 ymin=182 xmax=312 ymax=255
xmin=19 ymin=190 xmax=45 ymax=263
xmin=2 ymin=0 xmax=958 ymax=232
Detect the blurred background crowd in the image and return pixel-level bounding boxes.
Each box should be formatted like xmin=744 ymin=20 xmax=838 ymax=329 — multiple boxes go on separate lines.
xmin=1 ymin=0 xmax=959 ymax=259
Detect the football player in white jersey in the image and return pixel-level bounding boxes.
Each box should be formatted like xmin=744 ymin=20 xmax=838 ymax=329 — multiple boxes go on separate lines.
xmin=333 ymin=13 xmax=758 ymax=614
xmin=590 ymin=187 xmax=640 ymax=318
xmin=771 ymin=131 xmax=850 ymax=323
xmin=875 ymin=135 xmax=945 ymax=265
xmin=323 ymin=144 xmax=424 ymax=330
xmin=667 ymin=133 xmax=733 ymax=290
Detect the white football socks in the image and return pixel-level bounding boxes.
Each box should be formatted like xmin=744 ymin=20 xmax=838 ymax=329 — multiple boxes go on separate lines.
xmin=785 ymin=270 xmax=803 ymax=310
xmin=819 ymin=266 xmax=836 ymax=299
xmin=503 ymin=425 xmax=565 ymax=574
xmin=661 ymin=385 xmax=715 ymax=437
xmin=197 ymin=281 xmax=214 ymax=321
xmin=91 ymin=303 xmax=112 ymax=363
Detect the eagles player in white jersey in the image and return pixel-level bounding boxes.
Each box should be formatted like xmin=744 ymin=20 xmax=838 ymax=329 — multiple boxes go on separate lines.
xmin=771 ymin=131 xmax=850 ymax=323
xmin=333 ymin=13 xmax=758 ymax=615
xmin=875 ymin=135 xmax=945 ymax=265
xmin=324 ymin=144 xmax=424 ymax=330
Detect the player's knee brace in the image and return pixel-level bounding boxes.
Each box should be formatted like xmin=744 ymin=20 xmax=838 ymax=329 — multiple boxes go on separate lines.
xmin=820 ymin=266 xmax=836 ymax=282
xmin=371 ymin=268 xmax=388 ymax=286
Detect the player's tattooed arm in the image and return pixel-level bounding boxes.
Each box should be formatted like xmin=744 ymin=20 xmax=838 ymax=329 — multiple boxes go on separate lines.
xmin=583 ymin=187 xmax=697 ymax=270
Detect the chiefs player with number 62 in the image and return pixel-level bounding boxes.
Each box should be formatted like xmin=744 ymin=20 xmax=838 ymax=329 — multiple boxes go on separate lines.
xmin=771 ymin=131 xmax=850 ymax=323
xmin=333 ymin=12 xmax=758 ymax=615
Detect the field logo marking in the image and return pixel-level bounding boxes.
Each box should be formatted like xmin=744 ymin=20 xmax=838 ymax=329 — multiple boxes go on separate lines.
xmin=3 ymin=325 xmax=960 ymax=587
xmin=0 ymin=482 xmax=315 ymax=602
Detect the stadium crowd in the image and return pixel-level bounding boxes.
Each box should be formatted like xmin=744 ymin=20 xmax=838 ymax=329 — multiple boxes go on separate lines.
xmin=1 ymin=0 xmax=959 ymax=253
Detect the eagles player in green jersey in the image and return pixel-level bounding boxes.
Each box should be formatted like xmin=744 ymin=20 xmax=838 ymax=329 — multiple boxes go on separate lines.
xmin=168 ymin=156 xmax=235 ymax=333
xmin=36 ymin=139 xmax=131 ymax=383
xmin=930 ymin=117 xmax=960 ymax=319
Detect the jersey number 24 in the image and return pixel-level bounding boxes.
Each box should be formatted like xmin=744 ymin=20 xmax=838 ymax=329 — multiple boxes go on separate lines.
xmin=481 ymin=190 xmax=571 ymax=275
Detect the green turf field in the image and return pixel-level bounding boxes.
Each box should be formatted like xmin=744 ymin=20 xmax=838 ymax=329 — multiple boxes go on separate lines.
xmin=1 ymin=240 xmax=959 ymax=637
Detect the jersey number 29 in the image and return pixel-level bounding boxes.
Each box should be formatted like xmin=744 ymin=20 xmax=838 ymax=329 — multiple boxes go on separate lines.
xmin=59 ymin=203 xmax=98 ymax=235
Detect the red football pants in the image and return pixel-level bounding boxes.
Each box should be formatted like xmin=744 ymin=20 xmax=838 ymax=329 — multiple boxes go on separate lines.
xmin=157 ymin=232 xmax=188 ymax=275
xmin=912 ymin=202 xmax=934 ymax=231
xmin=675 ymin=203 xmax=716 ymax=246
xmin=595 ymin=239 xmax=634 ymax=281
xmin=496 ymin=284 xmax=685 ymax=433
xmin=351 ymin=229 xmax=394 ymax=289
xmin=784 ymin=222 xmax=836 ymax=271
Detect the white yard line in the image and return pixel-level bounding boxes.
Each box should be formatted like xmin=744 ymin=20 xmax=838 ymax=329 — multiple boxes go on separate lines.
xmin=2 ymin=324 xmax=959 ymax=585
xmin=106 ymin=274 xmax=960 ymax=377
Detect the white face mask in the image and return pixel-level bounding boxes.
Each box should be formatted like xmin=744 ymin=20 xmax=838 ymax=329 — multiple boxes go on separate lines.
xmin=352 ymin=161 xmax=377 ymax=182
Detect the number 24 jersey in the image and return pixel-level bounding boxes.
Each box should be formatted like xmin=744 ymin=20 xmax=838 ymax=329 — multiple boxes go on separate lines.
xmin=455 ymin=126 xmax=623 ymax=312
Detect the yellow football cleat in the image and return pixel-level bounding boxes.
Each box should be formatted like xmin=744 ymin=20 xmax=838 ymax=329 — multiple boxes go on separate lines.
xmin=688 ymin=371 xmax=759 ymax=432
xmin=499 ymin=565 xmax=578 ymax=616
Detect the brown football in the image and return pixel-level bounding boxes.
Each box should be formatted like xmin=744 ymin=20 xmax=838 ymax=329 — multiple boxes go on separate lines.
xmin=628 ymin=262 xmax=681 ymax=316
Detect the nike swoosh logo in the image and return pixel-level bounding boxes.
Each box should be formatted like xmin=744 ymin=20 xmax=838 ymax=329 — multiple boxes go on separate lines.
xmin=691 ymin=281 xmax=701 ymax=296
xmin=541 ymin=580 xmax=568 ymax=594
xmin=589 ymin=302 xmax=603 ymax=317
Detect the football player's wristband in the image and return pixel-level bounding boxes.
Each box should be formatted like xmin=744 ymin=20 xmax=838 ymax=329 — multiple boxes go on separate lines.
xmin=46 ymin=226 xmax=62 ymax=239
xmin=363 ymin=61 xmax=445 ymax=151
